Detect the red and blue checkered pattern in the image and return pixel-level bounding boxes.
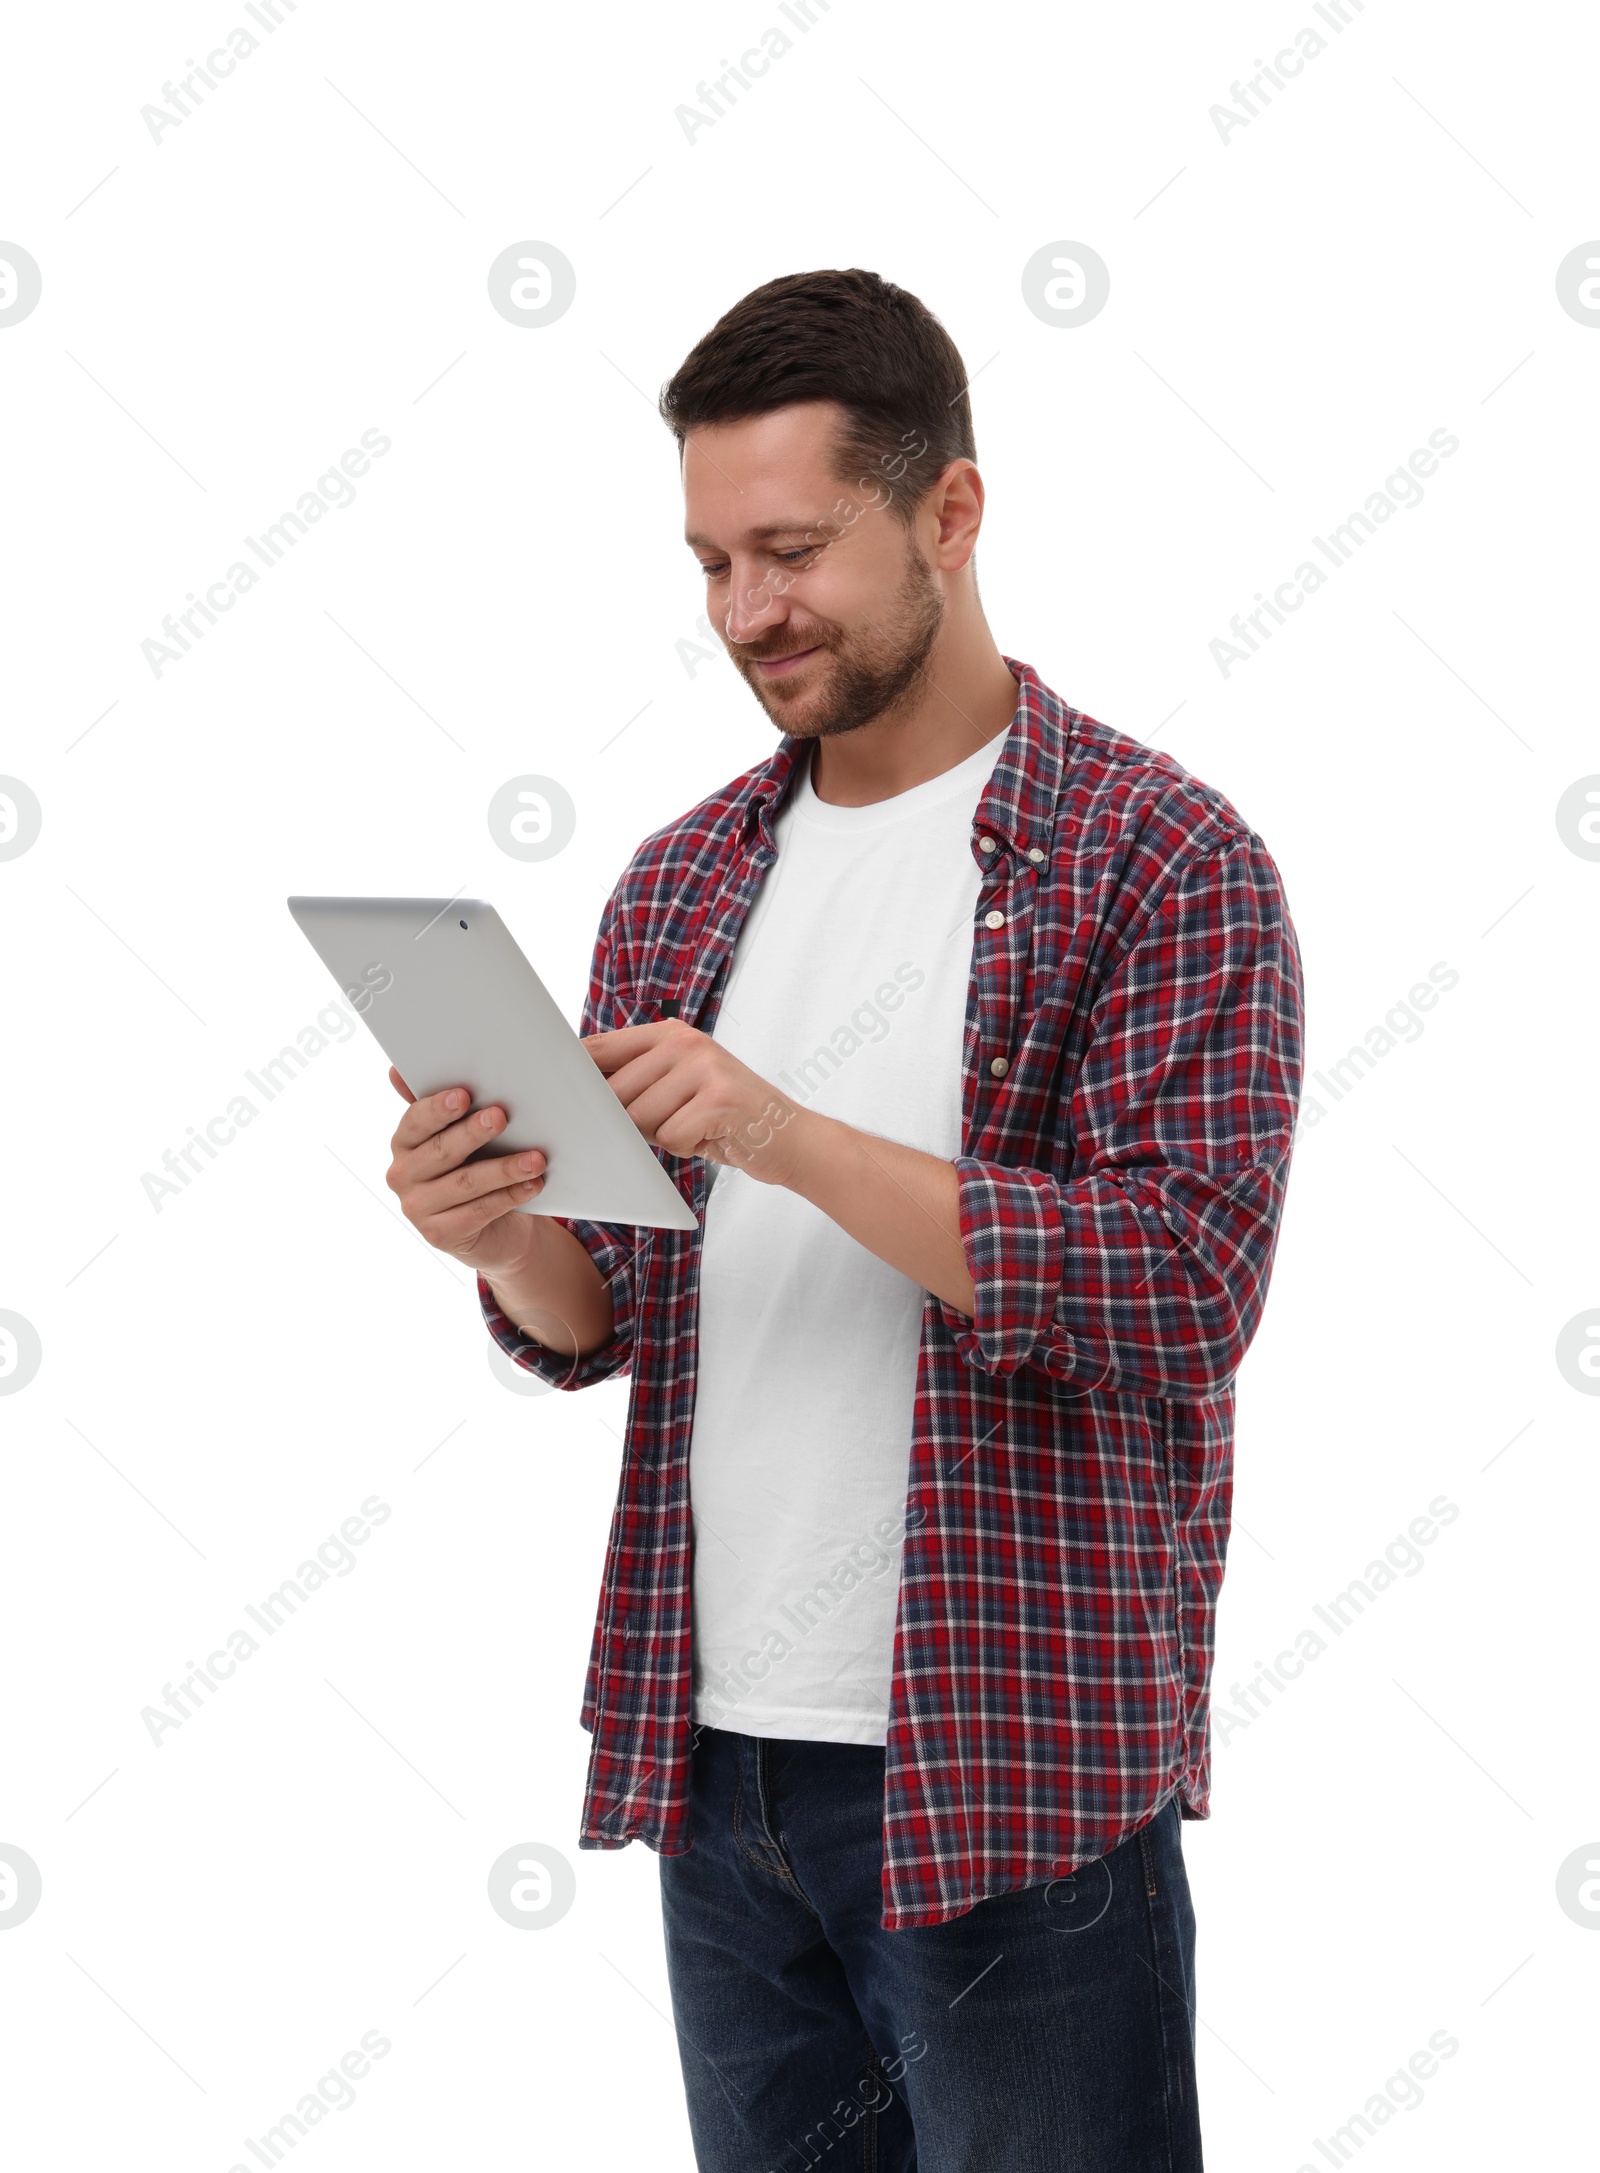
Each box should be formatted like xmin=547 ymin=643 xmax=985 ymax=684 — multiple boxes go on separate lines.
xmin=481 ymin=659 xmax=1305 ymax=1929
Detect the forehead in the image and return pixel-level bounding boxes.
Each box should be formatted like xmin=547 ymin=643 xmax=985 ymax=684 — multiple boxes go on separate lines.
xmin=682 ymin=401 xmax=846 ymax=545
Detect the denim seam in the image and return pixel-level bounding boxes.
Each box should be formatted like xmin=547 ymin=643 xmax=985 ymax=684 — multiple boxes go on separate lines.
xmin=1140 ymin=1838 xmax=1185 ymax=2172
xmin=863 ymin=2045 xmax=881 ymax=2172
xmin=758 ymin=1742 xmax=832 ymax=1919
xmin=731 ymin=1754 xmax=805 ymax=1888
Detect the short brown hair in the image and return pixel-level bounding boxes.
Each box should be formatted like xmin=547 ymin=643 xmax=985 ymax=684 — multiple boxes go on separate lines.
xmin=658 ymin=268 xmax=975 ymax=521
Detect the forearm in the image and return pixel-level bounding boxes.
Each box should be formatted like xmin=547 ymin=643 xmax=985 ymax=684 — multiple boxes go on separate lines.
xmin=482 ymin=1215 xmax=614 ymax=1358
xmin=781 ymin=1109 xmax=976 ymax=1317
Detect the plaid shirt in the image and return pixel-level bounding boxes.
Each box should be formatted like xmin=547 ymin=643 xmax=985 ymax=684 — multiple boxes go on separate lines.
xmin=481 ymin=659 xmax=1304 ymax=1930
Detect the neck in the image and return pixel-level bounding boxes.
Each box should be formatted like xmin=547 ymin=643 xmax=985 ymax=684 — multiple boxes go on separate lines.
xmin=807 ymin=609 xmax=1019 ymax=807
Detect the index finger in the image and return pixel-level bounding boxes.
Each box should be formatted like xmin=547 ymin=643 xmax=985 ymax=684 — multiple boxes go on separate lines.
xmin=583 ymin=1022 xmax=685 ymax=1074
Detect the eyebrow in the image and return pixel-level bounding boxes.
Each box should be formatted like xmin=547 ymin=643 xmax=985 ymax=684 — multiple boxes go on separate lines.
xmin=684 ymin=523 xmax=818 ymax=550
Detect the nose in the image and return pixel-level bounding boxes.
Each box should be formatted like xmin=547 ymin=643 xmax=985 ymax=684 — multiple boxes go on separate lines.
xmin=723 ymin=562 xmax=788 ymax=646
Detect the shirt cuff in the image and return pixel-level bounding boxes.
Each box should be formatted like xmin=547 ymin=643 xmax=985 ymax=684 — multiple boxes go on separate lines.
xmin=477 ymin=1239 xmax=633 ymax=1391
xmin=937 ymin=1156 xmax=1076 ymax=1381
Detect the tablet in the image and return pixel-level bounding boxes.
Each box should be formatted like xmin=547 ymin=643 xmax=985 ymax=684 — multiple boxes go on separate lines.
xmin=287 ymin=895 xmax=698 ymax=1230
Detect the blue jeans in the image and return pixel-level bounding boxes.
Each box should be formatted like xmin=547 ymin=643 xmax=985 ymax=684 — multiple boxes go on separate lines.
xmin=658 ymin=1728 xmax=1203 ymax=2172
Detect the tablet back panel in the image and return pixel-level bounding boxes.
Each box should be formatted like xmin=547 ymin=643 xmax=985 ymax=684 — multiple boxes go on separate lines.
xmin=287 ymin=895 xmax=697 ymax=1229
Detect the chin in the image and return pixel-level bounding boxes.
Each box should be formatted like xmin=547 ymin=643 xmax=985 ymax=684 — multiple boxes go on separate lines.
xmin=747 ymin=671 xmax=825 ymax=725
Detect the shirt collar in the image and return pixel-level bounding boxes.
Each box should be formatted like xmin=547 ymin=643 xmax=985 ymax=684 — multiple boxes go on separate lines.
xmin=737 ymin=657 xmax=1071 ymax=858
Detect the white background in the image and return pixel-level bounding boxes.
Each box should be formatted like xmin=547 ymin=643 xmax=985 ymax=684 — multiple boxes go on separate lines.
xmin=1 ymin=1 xmax=1596 ymax=2166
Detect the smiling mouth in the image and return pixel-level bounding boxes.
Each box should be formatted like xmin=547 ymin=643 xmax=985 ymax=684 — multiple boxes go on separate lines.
xmin=752 ymin=645 xmax=823 ymax=679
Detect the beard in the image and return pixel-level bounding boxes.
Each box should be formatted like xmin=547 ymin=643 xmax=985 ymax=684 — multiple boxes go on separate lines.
xmin=730 ymin=540 xmax=945 ymax=740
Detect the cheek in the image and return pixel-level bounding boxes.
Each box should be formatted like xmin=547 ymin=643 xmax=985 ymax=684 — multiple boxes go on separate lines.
xmin=792 ymin=559 xmax=878 ymax=636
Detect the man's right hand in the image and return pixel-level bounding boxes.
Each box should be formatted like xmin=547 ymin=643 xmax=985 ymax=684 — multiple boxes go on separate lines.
xmin=385 ymin=1072 xmax=546 ymax=1279
xmin=383 ymin=1071 xmax=613 ymax=1357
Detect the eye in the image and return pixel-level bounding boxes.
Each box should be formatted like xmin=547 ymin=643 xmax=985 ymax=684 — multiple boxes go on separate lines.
xmin=698 ymin=561 xmax=729 ymax=581
xmin=776 ymin=548 xmax=815 ymax=564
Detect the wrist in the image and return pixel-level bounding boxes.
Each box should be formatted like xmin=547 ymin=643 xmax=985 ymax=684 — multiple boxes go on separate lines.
xmin=778 ymin=1106 xmax=848 ymax=1200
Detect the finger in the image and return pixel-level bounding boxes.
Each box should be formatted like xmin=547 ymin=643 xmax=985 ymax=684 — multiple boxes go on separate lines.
xmin=613 ymin=1071 xmax=712 ymax=1148
xmin=399 ymin=1103 xmax=524 ymax=1188
xmin=414 ymin=1166 xmax=548 ymax=1248
xmin=390 ymin=1084 xmax=482 ymax=1151
xmin=584 ymin=1021 xmax=686 ymax=1074
xmin=652 ymin=1091 xmax=749 ymax=1164
xmin=389 ymin=1066 xmax=417 ymax=1105
xmin=602 ymin=1040 xmax=699 ymax=1114
xmin=389 ymin=1082 xmax=500 ymax=1156
xmin=389 ymin=1101 xmax=521 ymax=1200
xmin=406 ymin=1141 xmax=548 ymax=1221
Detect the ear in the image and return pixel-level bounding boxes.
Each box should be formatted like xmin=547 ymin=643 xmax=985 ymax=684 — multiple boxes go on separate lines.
xmin=926 ymin=459 xmax=985 ymax=572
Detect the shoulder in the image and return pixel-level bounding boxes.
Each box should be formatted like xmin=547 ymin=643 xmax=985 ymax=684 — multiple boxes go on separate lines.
xmin=1045 ymin=703 xmax=1290 ymax=927
xmin=1009 ymin=666 xmax=1294 ymax=941
xmin=1059 ymin=709 xmax=1263 ymax=868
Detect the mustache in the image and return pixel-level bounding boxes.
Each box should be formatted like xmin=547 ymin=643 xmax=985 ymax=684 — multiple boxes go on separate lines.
xmin=733 ymin=627 xmax=837 ymax=663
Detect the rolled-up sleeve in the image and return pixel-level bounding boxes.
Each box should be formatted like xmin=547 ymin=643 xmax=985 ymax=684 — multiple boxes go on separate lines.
xmin=477 ymin=887 xmax=643 ymax=1389
xmin=939 ymin=832 xmax=1304 ymax=1399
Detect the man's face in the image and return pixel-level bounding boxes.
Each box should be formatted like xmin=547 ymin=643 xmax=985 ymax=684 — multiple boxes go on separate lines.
xmin=682 ymin=401 xmax=944 ymax=740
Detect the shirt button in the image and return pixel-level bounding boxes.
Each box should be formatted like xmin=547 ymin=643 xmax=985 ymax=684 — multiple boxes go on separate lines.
xmin=984 ymin=909 xmax=1005 ymax=930
xmin=978 ymin=836 xmax=997 ymax=853
xmin=989 ymin=1056 xmax=1009 ymax=1078
xmin=1027 ymin=847 xmax=1045 ymax=864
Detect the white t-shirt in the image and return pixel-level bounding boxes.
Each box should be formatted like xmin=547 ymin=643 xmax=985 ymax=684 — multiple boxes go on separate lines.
xmin=688 ymin=725 xmax=1010 ymax=1744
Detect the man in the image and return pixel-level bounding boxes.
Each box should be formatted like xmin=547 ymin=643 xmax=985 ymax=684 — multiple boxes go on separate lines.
xmin=386 ymin=268 xmax=1304 ymax=2170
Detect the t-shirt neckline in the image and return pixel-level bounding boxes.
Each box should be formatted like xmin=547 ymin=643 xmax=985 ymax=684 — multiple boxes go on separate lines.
xmin=787 ymin=720 xmax=1012 ymax=833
